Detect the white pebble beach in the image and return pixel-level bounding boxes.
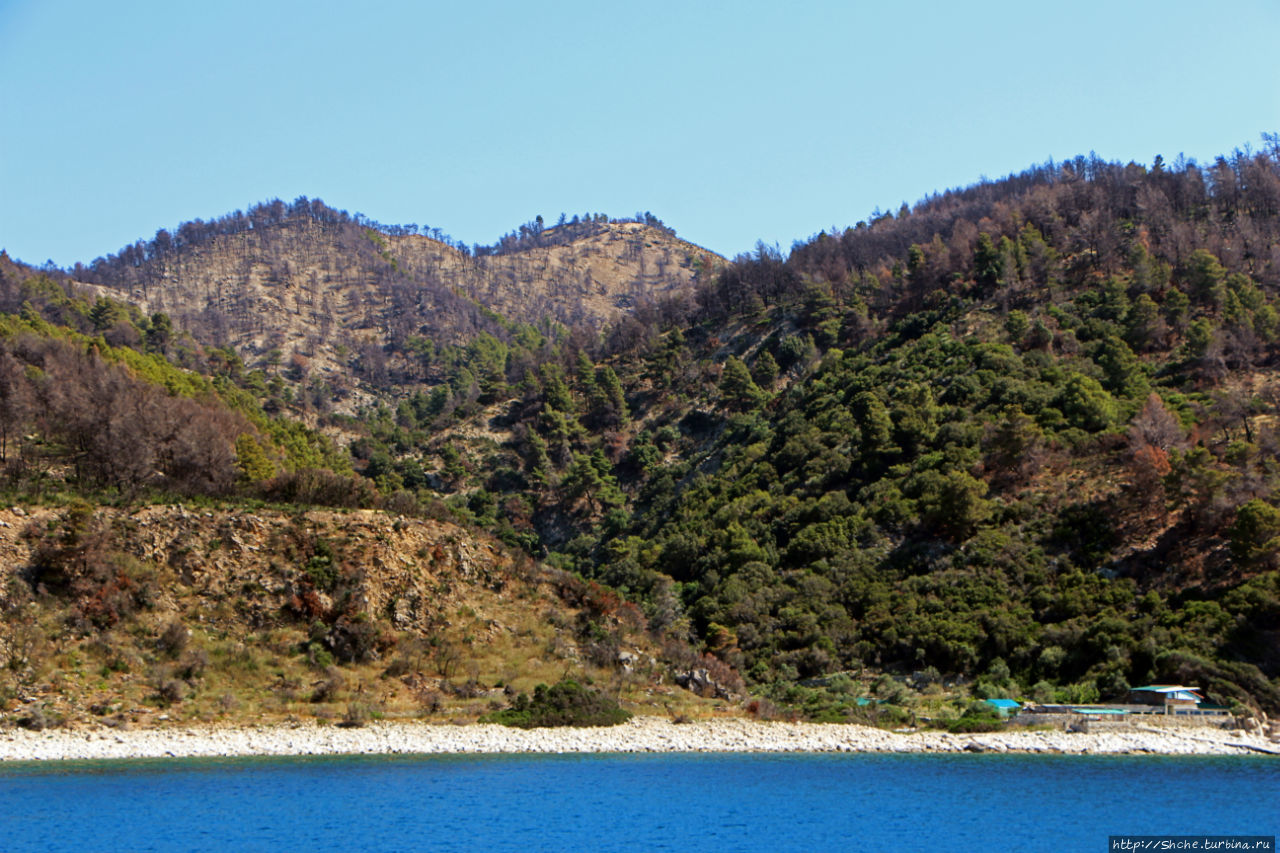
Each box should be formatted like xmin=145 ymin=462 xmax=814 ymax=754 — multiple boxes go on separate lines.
xmin=2 ymin=716 xmax=1277 ymax=762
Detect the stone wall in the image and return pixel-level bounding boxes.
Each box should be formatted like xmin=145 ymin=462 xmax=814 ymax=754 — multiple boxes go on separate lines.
xmin=1010 ymin=713 xmax=1234 ymax=733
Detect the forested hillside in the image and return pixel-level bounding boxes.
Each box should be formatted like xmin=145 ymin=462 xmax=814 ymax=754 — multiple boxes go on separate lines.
xmin=0 ymin=253 xmax=716 ymax=727
xmin=3 ymin=139 xmax=1280 ymax=721
xmin=353 ymin=143 xmax=1280 ymax=713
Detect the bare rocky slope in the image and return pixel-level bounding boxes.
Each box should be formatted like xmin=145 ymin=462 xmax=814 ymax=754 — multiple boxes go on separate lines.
xmin=0 ymin=505 xmax=705 ymax=729
xmin=388 ymin=221 xmax=719 ymax=328
xmin=77 ymin=212 xmax=722 ymax=380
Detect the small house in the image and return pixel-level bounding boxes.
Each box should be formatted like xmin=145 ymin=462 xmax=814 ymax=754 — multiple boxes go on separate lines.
xmin=1127 ymin=685 xmax=1204 ymax=711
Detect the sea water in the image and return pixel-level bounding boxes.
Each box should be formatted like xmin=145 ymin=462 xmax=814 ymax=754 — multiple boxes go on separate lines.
xmin=1 ymin=753 xmax=1277 ymax=852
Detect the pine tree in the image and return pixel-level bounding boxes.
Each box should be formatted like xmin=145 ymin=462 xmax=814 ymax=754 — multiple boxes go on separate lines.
xmin=719 ymin=357 xmax=765 ymax=411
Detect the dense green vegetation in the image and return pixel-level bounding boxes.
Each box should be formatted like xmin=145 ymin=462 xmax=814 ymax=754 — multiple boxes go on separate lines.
xmin=337 ymin=143 xmax=1280 ymax=712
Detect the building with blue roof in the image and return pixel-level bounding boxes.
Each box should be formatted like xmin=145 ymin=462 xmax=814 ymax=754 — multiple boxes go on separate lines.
xmin=984 ymin=698 xmax=1022 ymax=717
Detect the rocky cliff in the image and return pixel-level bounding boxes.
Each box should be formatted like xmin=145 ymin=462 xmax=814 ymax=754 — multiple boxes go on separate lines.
xmin=0 ymin=504 xmax=685 ymax=728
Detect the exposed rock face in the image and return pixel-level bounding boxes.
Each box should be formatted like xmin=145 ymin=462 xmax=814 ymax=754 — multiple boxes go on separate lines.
xmin=0 ymin=504 xmax=687 ymax=727
xmin=675 ymin=667 xmax=740 ymax=701
xmin=0 ymin=505 xmax=514 ymax=639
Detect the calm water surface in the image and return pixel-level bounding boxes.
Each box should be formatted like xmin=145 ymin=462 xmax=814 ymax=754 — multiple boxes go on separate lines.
xmin=1 ymin=753 xmax=1276 ymax=852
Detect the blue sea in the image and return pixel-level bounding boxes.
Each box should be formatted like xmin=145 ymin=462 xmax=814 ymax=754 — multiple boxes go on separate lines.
xmin=1 ymin=753 xmax=1277 ymax=852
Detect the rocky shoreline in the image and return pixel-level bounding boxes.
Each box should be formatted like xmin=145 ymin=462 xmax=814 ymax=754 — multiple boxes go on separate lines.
xmin=2 ymin=716 xmax=1278 ymax=762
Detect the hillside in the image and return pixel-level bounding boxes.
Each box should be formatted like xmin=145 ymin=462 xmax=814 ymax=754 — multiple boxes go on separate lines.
xmin=373 ymin=145 xmax=1280 ymax=714
xmin=0 ymin=503 xmax=711 ymax=728
xmin=388 ymin=220 xmax=719 ymax=330
xmin=72 ymin=201 xmax=720 ymax=395
xmin=3 ymin=141 xmax=1280 ymax=725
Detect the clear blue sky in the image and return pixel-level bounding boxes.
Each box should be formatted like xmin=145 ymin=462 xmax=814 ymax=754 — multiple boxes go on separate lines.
xmin=2 ymin=0 xmax=1278 ymax=267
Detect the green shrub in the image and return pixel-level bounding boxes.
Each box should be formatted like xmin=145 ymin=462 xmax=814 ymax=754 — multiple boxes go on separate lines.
xmin=303 ymin=539 xmax=339 ymax=591
xmin=1228 ymin=499 xmax=1280 ymax=567
xmin=948 ymin=702 xmax=1004 ymax=733
xmin=16 ymin=703 xmax=63 ymax=731
xmin=340 ymin=701 xmax=374 ymax=727
xmin=482 ymin=679 xmax=631 ymax=728
xmin=158 ymin=620 xmax=189 ymax=658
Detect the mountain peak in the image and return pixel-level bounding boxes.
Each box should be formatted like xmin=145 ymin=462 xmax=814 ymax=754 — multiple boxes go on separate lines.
xmin=74 ymin=201 xmax=723 ymax=387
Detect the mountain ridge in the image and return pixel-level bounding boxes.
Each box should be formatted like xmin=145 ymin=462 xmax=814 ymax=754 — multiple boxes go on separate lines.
xmin=69 ymin=202 xmax=722 ymax=391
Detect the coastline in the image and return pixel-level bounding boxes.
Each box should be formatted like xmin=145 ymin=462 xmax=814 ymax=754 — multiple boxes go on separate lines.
xmin=1 ymin=716 xmax=1277 ymax=762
